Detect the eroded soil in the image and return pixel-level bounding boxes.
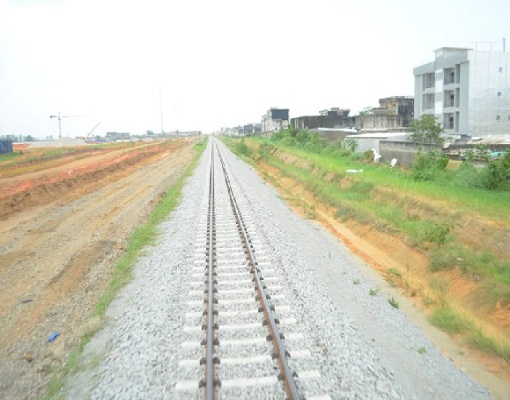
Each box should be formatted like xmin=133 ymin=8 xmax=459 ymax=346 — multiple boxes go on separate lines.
xmin=0 ymin=138 xmax=199 ymax=399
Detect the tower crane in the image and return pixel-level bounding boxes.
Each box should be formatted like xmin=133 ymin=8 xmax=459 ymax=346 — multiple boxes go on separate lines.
xmin=49 ymin=112 xmax=80 ymax=138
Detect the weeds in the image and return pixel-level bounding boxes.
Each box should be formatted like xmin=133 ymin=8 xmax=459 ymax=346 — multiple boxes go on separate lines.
xmin=388 ymin=268 xmax=402 ymax=278
xmin=389 ymin=297 xmax=399 ymax=309
xmin=429 ymin=306 xmax=466 ymax=333
xmin=429 ymin=305 xmax=510 ymax=363
xmin=369 ymin=288 xmax=378 ymax=296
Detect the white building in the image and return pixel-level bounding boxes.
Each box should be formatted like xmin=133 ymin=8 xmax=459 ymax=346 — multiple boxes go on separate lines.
xmin=414 ymin=47 xmax=510 ymax=138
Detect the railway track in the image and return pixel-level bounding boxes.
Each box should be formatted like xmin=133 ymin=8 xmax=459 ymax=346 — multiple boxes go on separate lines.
xmin=174 ymin=139 xmax=330 ymax=399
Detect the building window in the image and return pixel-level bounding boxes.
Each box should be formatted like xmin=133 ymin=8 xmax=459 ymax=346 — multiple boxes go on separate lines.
xmin=499 ymin=67 xmax=503 ymax=72
xmin=444 ymin=68 xmax=455 ymax=85
xmin=498 ymin=92 xmax=502 ymax=96
xmin=496 ymin=115 xmax=501 ymax=121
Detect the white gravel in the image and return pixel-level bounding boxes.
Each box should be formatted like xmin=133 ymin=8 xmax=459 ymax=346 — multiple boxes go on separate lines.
xmin=62 ymin=139 xmax=490 ymax=399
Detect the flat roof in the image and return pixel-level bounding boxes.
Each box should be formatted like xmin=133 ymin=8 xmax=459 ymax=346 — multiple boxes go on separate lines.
xmin=346 ymin=132 xmax=407 ymax=139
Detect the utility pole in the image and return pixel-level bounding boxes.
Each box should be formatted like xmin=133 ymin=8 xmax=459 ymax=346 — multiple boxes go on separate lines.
xmin=159 ymin=87 xmax=164 ymax=135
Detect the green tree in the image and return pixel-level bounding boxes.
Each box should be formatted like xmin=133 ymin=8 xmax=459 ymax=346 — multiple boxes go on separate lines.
xmin=359 ymin=107 xmax=373 ymax=116
xmin=408 ymin=115 xmax=444 ymax=144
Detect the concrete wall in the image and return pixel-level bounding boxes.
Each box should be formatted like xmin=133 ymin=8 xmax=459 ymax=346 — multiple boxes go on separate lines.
xmin=355 ymin=115 xmax=405 ymax=130
xmin=292 ymin=114 xmax=409 ymax=131
xmin=468 ymin=51 xmax=510 ymax=136
xmin=317 ymin=130 xmax=350 ymax=142
xmin=379 ymin=141 xmax=441 ymax=167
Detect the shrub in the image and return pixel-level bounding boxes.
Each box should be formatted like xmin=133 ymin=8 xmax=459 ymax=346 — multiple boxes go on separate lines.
xmin=480 ymin=158 xmax=508 ymax=190
xmin=412 ymin=150 xmax=448 ymax=181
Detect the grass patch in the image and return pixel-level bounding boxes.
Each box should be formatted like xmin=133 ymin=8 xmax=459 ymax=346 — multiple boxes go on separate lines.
xmin=429 ymin=305 xmax=510 ymax=363
xmin=429 ymin=306 xmax=467 ymax=333
xmin=0 ymin=151 xmax=23 ymax=163
xmin=44 ymin=138 xmax=207 ymax=398
xmin=469 ymin=329 xmax=510 ymax=363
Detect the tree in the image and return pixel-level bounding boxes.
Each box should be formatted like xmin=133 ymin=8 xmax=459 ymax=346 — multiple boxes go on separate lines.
xmin=407 ymin=114 xmax=444 ymax=144
xmin=359 ymin=106 xmax=373 ymax=116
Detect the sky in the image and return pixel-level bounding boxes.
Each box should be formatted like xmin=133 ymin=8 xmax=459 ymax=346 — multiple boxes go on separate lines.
xmin=0 ymin=0 xmax=509 ymax=138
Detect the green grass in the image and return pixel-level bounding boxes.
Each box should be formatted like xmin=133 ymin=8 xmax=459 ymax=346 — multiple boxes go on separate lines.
xmin=235 ymin=135 xmax=510 ymax=223
xmin=44 ymin=138 xmax=207 ymax=399
xmin=223 ymin=134 xmax=510 ymax=363
xmin=429 ymin=306 xmax=467 ymax=333
xmin=0 ymin=152 xmax=23 ymax=162
xmin=469 ymin=328 xmax=510 ymax=363
xmin=429 ymin=305 xmax=510 ymax=363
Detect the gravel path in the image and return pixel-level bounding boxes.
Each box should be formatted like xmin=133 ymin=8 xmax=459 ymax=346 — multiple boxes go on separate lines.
xmin=63 ymin=139 xmax=490 ymax=399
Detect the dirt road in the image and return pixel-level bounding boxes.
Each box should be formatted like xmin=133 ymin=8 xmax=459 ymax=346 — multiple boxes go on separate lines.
xmin=0 ymin=138 xmax=199 ymax=399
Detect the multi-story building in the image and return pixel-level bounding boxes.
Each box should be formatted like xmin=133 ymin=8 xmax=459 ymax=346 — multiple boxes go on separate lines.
xmin=414 ymin=47 xmax=510 ymax=138
xmin=261 ymin=108 xmax=289 ymax=132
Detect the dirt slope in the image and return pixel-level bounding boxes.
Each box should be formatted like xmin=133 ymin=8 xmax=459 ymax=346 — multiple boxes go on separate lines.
xmin=0 ymin=138 xmax=198 ymax=399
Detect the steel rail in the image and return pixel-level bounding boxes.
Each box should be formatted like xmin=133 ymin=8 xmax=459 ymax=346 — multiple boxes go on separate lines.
xmin=203 ymin=143 xmax=217 ymax=399
xmin=216 ymin=143 xmax=300 ymax=400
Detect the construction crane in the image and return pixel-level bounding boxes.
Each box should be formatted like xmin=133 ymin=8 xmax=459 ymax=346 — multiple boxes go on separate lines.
xmin=49 ymin=112 xmax=80 ymax=138
xmin=86 ymin=121 xmax=101 ymax=139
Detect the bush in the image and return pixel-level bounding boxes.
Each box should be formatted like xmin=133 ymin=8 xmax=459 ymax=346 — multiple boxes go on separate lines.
xmin=271 ymin=129 xmax=348 ymax=156
xmin=234 ymin=140 xmax=252 ymax=157
xmin=412 ymin=150 xmax=448 ymax=181
xmin=480 ymin=157 xmax=509 ymax=190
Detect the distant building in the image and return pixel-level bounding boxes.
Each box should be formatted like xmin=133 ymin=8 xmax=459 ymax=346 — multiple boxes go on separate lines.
xmin=262 ymin=108 xmax=289 ymax=132
xmin=319 ymin=108 xmax=350 ymax=118
xmin=106 ymin=132 xmax=130 ymax=141
xmin=291 ymin=98 xmax=413 ymax=132
xmin=291 ymin=108 xmax=350 ymax=131
xmin=376 ymin=97 xmax=414 ymax=126
xmin=414 ymin=47 xmax=510 ymax=137
xmin=243 ymin=123 xmax=262 ymax=135
xmin=357 ymin=97 xmax=414 ymax=131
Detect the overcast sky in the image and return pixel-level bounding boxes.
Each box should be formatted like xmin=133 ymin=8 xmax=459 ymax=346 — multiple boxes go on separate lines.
xmin=1 ymin=0 xmax=509 ymax=138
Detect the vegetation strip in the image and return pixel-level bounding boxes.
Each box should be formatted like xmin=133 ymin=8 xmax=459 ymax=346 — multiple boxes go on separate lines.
xmin=45 ymin=138 xmax=208 ymax=398
xmin=221 ymin=132 xmax=510 ymax=368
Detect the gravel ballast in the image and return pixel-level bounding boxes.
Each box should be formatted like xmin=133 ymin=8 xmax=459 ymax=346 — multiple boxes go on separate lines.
xmin=63 ymin=139 xmax=490 ymax=399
